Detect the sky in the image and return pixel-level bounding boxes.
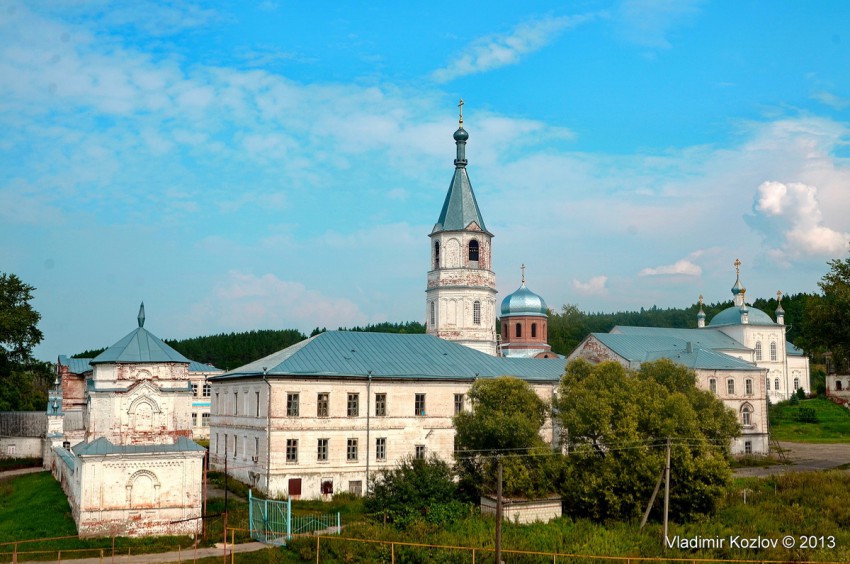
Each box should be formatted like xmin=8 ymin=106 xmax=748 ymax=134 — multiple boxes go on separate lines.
xmin=2 ymin=1 xmax=850 ymax=361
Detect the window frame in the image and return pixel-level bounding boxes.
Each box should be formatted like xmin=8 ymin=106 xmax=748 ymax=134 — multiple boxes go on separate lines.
xmin=375 ymin=393 xmax=387 ymax=417
xmin=317 ymin=438 xmax=329 ymax=462
xmin=414 ymin=393 xmax=426 ymax=416
xmin=745 ymin=379 xmax=753 ymax=395
xmin=454 ymin=393 xmax=465 ymax=415
xmin=473 ymin=301 xmax=481 ymax=325
xmin=346 ymin=438 xmax=358 ymax=462
xmin=726 ymin=379 xmax=735 ymax=395
xmin=286 ymin=392 xmax=300 ymax=417
xmin=376 ymin=437 xmax=387 ymax=461
xmin=468 ymin=239 xmax=479 ymax=262
xmin=317 ymin=393 xmax=329 ymax=417
xmin=347 ymin=393 xmax=360 ymax=417
xmin=203 ymin=383 xmax=211 ymax=397
xmin=286 ymin=439 xmax=298 ymax=463
xmin=415 ymin=445 xmax=426 ymax=460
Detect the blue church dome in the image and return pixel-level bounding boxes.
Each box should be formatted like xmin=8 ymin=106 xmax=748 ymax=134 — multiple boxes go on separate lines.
xmin=501 ymin=283 xmax=548 ymax=317
xmin=709 ymin=305 xmax=776 ymax=327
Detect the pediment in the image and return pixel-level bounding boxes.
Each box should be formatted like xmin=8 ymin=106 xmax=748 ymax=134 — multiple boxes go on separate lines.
xmin=466 ymin=221 xmax=482 ymax=232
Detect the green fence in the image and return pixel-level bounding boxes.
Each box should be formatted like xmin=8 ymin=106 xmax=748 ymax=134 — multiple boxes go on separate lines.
xmin=248 ymin=489 xmax=340 ymax=546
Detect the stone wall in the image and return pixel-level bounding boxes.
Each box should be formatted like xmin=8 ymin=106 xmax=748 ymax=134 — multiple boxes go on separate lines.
xmin=480 ymin=496 xmax=562 ymax=524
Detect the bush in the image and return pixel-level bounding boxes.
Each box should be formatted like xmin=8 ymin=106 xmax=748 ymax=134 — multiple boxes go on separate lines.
xmin=365 ymin=455 xmax=467 ymax=528
xmin=796 ymin=387 xmax=807 ymax=400
xmin=795 ymin=407 xmax=818 ymax=423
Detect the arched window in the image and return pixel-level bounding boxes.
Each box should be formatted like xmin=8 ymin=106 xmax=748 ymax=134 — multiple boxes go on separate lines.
xmin=502 ymin=323 xmax=507 ymax=338
xmin=766 ymin=377 xmax=770 ymax=391
xmin=515 ymin=323 xmax=522 ymax=338
xmin=429 ymin=301 xmax=435 ymax=327
xmin=770 ymin=341 xmax=777 ymax=361
xmin=531 ymin=323 xmax=537 ymax=338
xmin=793 ymin=377 xmax=800 ymax=391
xmin=709 ymin=379 xmax=717 ymax=394
xmin=468 ymin=240 xmax=479 ymax=262
xmin=755 ymin=341 xmax=762 ymax=361
xmin=774 ymin=378 xmax=780 ymax=390
xmin=473 ymin=301 xmax=481 ymax=325
xmin=433 ymin=241 xmax=440 ymax=269
xmin=741 ymin=404 xmax=753 ymax=427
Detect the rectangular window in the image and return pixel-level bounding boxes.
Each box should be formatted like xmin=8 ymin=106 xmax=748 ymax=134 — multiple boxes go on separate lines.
xmin=347 ymin=438 xmax=358 ymax=461
xmin=744 ymin=441 xmax=753 ymax=455
xmin=347 ymin=393 xmax=359 ymax=417
xmin=349 ymin=480 xmax=362 ymax=496
xmin=317 ymin=393 xmax=329 ymax=417
xmin=215 ymin=392 xmax=219 ymax=411
xmin=203 ymin=383 xmax=211 ymax=397
xmin=286 ymin=439 xmax=298 ymax=463
xmin=454 ymin=393 xmax=465 ymax=415
xmin=709 ymin=379 xmax=716 ymax=394
xmin=287 ymin=393 xmax=300 ymax=417
xmin=727 ymin=380 xmax=735 ymax=395
xmin=191 ymin=412 xmax=197 ymax=426
xmin=202 ymin=412 xmax=210 ymax=426
xmin=415 ymin=445 xmax=426 ymax=460
xmin=216 ymin=433 xmax=220 ymax=454
xmin=317 ymin=438 xmax=328 ymax=462
xmin=415 ymin=393 xmax=426 ymax=416
xmin=191 ymin=383 xmax=199 ymax=397
xmin=234 ymin=392 xmax=239 ymax=415
xmin=256 ymin=391 xmax=260 ymax=417
xmin=233 ymin=435 xmax=238 ymax=458
xmin=745 ymin=379 xmax=753 ymax=395
xmin=376 ymin=437 xmax=386 ymax=461
xmin=375 ymin=393 xmax=387 ymax=416
xmin=254 ymin=437 xmax=259 ymax=459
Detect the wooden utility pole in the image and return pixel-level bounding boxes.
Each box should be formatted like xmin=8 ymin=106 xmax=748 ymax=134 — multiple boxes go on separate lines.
xmin=663 ymin=437 xmax=671 ymax=548
xmin=495 ymin=456 xmax=503 ymax=564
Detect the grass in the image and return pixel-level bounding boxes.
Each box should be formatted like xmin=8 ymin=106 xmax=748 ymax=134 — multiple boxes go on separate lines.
xmin=7 ymin=466 xmax=850 ymax=562
xmin=769 ymin=397 xmax=850 ymax=442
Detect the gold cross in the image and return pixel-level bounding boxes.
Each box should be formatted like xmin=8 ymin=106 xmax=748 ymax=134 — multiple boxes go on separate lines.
xmin=458 ymin=99 xmax=464 ymax=126
xmin=734 ymin=258 xmax=741 ymax=275
xmin=698 ymin=294 xmax=704 ymax=306
xmin=777 ymin=290 xmax=783 ymax=302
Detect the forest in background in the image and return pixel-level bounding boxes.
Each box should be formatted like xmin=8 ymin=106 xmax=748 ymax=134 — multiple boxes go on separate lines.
xmin=68 ymin=292 xmax=812 ymax=369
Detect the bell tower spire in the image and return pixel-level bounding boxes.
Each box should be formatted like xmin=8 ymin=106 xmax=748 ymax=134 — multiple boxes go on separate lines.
xmin=426 ymin=102 xmax=497 ymax=355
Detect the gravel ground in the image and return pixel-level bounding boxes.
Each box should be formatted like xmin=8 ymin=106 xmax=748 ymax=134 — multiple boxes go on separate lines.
xmin=734 ymin=441 xmax=850 ymax=477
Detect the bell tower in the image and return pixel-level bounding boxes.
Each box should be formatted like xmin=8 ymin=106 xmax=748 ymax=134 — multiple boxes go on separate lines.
xmin=425 ymin=101 xmax=497 ymax=355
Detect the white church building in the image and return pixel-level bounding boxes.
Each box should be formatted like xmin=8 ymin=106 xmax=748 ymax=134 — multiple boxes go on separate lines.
xmin=46 ymin=305 xmax=205 ymax=537
xmin=568 ymin=261 xmax=811 ymax=455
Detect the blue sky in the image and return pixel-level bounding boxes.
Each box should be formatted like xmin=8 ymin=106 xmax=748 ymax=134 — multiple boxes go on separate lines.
xmin=3 ymin=1 xmax=850 ymax=361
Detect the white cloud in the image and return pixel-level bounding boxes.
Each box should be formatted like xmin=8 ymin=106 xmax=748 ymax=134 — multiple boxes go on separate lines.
xmin=572 ymin=276 xmax=608 ymax=296
xmin=431 ymin=14 xmax=599 ymax=83
xmin=190 ymin=271 xmax=369 ymax=333
xmin=639 ymin=258 xmax=702 ymax=277
xmin=812 ymin=90 xmax=850 ymax=110
xmin=753 ymin=181 xmax=850 ymax=257
xmin=616 ymin=0 xmax=704 ymax=49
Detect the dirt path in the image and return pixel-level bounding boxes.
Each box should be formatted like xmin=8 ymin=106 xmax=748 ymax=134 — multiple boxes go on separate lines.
xmin=734 ymin=441 xmax=850 ymax=477
xmin=0 ymin=466 xmax=45 ymax=480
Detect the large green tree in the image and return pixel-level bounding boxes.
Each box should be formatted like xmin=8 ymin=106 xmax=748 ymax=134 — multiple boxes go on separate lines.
xmin=453 ymin=376 xmax=558 ymax=500
xmin=554 ymin=358 xmax=739 ymax=522
xmin=804 ymin=255 xmax=850 ymax=371
xmin=0 ymin=273 xmax=50 ymax=411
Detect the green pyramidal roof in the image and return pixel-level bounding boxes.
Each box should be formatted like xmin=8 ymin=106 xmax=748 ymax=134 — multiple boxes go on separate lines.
xmin=434 ymin=167 xmax=489 ymax=234
xmin=91 ymin=303 xmax=190 ymax=365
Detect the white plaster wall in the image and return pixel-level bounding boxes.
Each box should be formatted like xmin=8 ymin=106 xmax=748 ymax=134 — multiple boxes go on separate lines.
xmin=0 ymin=437 xmax=42 ymax=458
xmin=210 ymin=376 xmax=558 ymax=500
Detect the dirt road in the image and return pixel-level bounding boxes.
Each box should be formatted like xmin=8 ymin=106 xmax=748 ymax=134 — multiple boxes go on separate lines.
xmin=734 ymin=441 xmax=850 ymax=477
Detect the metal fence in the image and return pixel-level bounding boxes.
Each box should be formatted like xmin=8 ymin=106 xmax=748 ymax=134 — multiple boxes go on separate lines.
xmin=248 ymin=490 xmax=341 ymax=546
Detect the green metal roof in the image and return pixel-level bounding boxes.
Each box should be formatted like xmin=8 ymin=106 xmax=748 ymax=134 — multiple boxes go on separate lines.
xmin=610 ymin=326 xmax=749 ymax=350
xmin=501 ymin=282 xmax=548 ymax=317
xmin=188 ymin=361 xmax=223 ymax=373
xmin=91 ymin=327 xmax=191 ymax=365
xmin=58 ymin=355 xmax=94 ymax=374
xmin=433 ymin=126 xmax=490 ymax=235
xmin=590 ymin=333 xmax=762 ymax=371
xmin=73 ymin=436 xmax=205 ymax=456
xmin=211 ymin=331 xmax=564 ymax=382
xmin=787 ymin=341 xmax=805 ymax=356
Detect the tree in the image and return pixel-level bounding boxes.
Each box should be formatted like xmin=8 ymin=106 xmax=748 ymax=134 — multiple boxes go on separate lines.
xmin=804 ymin=255 xmax=850 ymax=372
xmin=453 ymin=376 xmax=557 ymax=500
xmin=0 ymin=272 xmax=49 ymax=411
xmin=364 ymin=455 xmax=466 ymax=527
xmin=0 ymin=273 xmax=43 ymax=364
xmin=554 ymin=358 xmax=739 ymax=522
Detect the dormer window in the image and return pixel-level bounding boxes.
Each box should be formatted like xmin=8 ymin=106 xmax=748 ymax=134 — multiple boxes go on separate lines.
xmin=468 ymin=240 xmax=479 ymax=263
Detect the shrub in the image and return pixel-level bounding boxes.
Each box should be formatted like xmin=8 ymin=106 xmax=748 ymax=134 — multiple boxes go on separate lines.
xmin=795 ymin=407 xmax=818 ymax=423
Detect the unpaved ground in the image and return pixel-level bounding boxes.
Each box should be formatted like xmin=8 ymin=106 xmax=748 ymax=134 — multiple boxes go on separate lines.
xmin=734 ymin=441 xmax=850 ymax=477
